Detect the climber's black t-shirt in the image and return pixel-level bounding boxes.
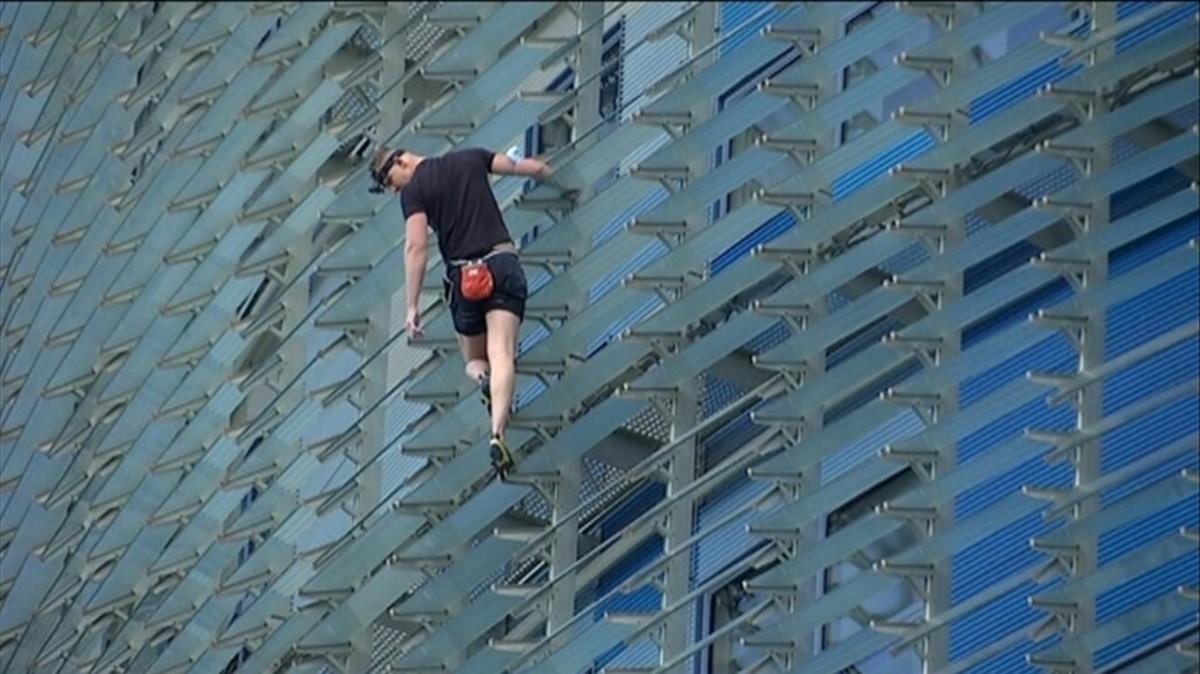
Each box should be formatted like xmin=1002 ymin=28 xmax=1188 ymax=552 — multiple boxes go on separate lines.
xmin=400 ymin=147 xmax=513 ymax=261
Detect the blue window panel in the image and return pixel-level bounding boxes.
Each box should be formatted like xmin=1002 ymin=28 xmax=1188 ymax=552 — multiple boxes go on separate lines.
xmin=470 ymin=551 xmax=517 ymax=602
xmin=963 ymin=636 xmax=1049 ymax=674
xmin=718 ymin=2 xmax=785 ymax=58
xmin=1117 ymin=1 xmax=1153 ymax=20
xmin=960 ymin=333 xmax=1076 ymax=407
xmin=1116 ymin=3 xmax=1197 ymax=53
xmin=1013 ymin=161 xmax=1079 ymax=202
xmin=827 ymin=317 xmax=902 ymax=369
xmin=1095 ymin=610 xmax=1199 ymax=670
xmin=969 ymin=57 xmax=1081 ymax=124
xmin=1097 ymin=548 xmax=1200 ymax=623
xmin=709 ymin=210 xmax=796 ymax=276
xmin=830 ymin=316 xmax=902 ymax=369
xmin=827 ymin=359 xmax=923 ymax=424
xmin=964 ymin=212 xmax=991 ymax=237
xmin=1100 ymin=387 xmax=1198 ymax=475
xmin=594 ymin=564 xmax=663 ymax=618
xmin=699 ymin=372 xmax=745 ymax=419
xmin=1103 ymin=432 xmax=1200 ymax=507
xmin=851 ymin=637 xmax=924 ymax=674
xmin=1110 ymin=169 xmax=1193 ymax=223
xmin=1107 ymin=270 xmax=1200 ymax=371
xmin=952 ymin=511 xmax=1065 ymax=605
xmin=703 ymin=411 xmax=760 ymax=467
xmin=832 ymin=131 xmax=936 ymax=201
xmin=964 ymin=240 xmax=1042 ymax=294
xmin=950 ymin=579 xmax=1053 ymax=660
xmin=600 ymin=638 xmax=660 ymax=670
xmin=594 ymin=641 xmax=627 ymax=671
xmin=1100 ymin=495 xmax=1200 ymax=565
xmin=1026 ymin=636 xmax=1094 ymax=674
xmin=527 ymin=269 xmax=552 ymax=295
xmin=1167 ymin=100 xmax=1200 ymax=130
xmin=594 ymin=186 xmax=668 ymax=247
xmin=518 ymin=323 xmax=550 ymax=357
xmin=590 ymin=534 xmax=665 ymax=617
xmin=820 ymin=409 xmax=924 ymax=486
xmin=1112 ymin=214 xmax=1200 ymax=280
xmin=599 ymin=482 xmax=666 ymax=539
xmin=587 ymin=295 xmax=664 ymax=357
xmin=957 ymin=450 xmax=1073 ymax=521
xmin=828 ymin=289 xmax=856 ymax=313
xmin=692 ymin=476 xmax=770 ymax=584
xmin=962 ymin=277 xmax=1074 ymax=348
xmin=745 ymin=318 xmax=791 ymax=355
xmin=879 ymin=240 xmax=931 ymax=277
xmin=591 ymin=535 xmax=665 ymax=669
xmin=514 ymin=378 xmax=547 ymax=411
xmin=589 ymin=240 xmax=670 ymax=303
xmin=1106 ymin=269 xmax=1200 ymax=361
xmin=1112 ymin=134 xmax=1143 ymax=164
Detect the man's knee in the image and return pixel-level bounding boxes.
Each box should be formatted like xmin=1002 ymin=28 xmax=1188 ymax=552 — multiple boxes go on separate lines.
xmin=485 ymin=312 xmax=519 ymax=354
xmin=487 ymin=343 xmax=515 ymax=366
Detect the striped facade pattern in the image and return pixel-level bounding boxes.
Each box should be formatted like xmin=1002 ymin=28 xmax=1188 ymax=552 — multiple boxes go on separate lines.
xmin=1 ymin=3 xmax=1197 ymax=674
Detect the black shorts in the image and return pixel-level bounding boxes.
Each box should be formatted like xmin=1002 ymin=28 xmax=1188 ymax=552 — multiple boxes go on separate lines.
xmin=443 ymin=252 xmax=527 ymax=336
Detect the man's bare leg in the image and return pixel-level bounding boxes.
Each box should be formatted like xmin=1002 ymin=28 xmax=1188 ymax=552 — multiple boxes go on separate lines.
xmin=484 ymin=309 xmax=520 ymax=437
xmin=457 ymin=333 xmax=489 ymax=384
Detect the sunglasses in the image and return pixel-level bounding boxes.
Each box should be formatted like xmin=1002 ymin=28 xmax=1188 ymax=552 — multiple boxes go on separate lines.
xmin=368 ymin=150 xmax=403 ymax=193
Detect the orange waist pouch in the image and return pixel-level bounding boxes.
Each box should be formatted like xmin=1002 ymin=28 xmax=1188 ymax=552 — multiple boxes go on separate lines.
xmin=459 ymin=261 xmax=494 ymax=301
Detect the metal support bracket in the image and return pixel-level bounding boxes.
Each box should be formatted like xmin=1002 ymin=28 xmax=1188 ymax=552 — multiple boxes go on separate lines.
xmin=525 ymin=304 xmax=573 ymax=334
xmin=623 ymin=327 xmax=687 ymax=359
xmin=897 ymin=1 xmax=960 ymax=32
xmin=875 ymin=558 xmax=936 ymax=600
xmin=888 ymin=217 xmax=950 ymax=255
xmin=882 ymin=389 xmax=943 ymax=427
xmin=751 ymin=298 xmax=812 ymax=339
xmin=755 ymin=136 xmax=820 ymax=167
xmin=889 ymin=165 xmax=953 ymax=201
xmin=1030 ymin=309 xmax=1090 ymax=353
xmin=625 ymin=218 xmax=690 ymax=249
xmin=1038 ymin=81 xmax=1102 ymax=122
xmin=895 ymin=52 xmax=955 ymax=87
xmin=884 ymin=332 xmax=945 ymax=369
xmin=1030 ymin=539 xmax=1083 ymax=575
xmin=758 ymin=79 xmax=820 ymax=109
xmin=877 ymin=501 xmax=939 ymax=536
xmin=1034 ymin=196 xmax=1094 ymax=235
xmin=754 ymin=186 xmax=819 ymax=224
xmin=1033 ymin=253 xmax=1093 ymax=293
xmin=1037 ymin=140 xmax=1097 ymax=176
xmin=630 ymin=165 xmax=689 ymax=195
xmin=884 ymin=276 xmax=946 ymax=314
xmin=880 ymin=444 xmax=939 ymax=482
xmin=632 ymin=109 xmax=693 ymax=138
xmin=893 ymin=107 xmax=956 ymax=142
xmin=623 ymin=271 xmax=702 ymax=303
xmin=761 ymin=25 xmax=821 ymax=55
xmin=753 ymin=244 xmax=815 ymax=279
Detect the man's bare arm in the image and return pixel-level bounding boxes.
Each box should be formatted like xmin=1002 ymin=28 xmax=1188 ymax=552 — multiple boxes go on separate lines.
xmin=404 ymin=212 xmax=430 ymax=332
xmin=491 ymin=153 xmax=552 ymax=181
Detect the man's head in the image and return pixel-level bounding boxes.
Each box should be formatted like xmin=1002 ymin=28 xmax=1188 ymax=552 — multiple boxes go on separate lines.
xmin=370 ymin=147 xmax=419 ymax=193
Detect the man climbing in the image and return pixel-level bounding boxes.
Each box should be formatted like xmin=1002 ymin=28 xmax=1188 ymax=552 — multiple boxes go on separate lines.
xmin=371 ymin=146 xmax=557 ymax=481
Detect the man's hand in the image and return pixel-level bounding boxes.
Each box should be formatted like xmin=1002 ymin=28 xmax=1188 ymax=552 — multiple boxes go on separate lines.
xmin=405 ymin=306 xmax=424 ymax=340
xmin=492 ymin=153 xmax=556 ymax=183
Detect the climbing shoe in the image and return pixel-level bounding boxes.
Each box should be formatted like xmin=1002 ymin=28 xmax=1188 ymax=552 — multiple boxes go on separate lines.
xmin=478 ymin=372 xmax=492 ymax=414
xmin=489 ymin=434 xmax=514 ymax=480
